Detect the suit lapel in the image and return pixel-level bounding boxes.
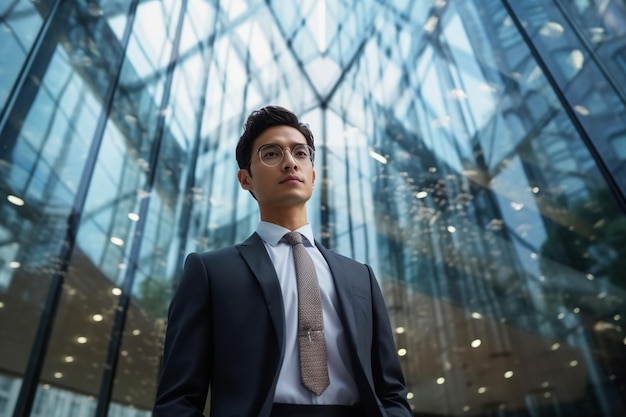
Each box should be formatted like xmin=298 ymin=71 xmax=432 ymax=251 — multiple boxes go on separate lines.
xmin=237 ymin=233 xmax=289 ymax=417
xmin=237 ymin=233 xmax=285 ymax=349
xmin=316 ymin=244 xmax=378 ymax=405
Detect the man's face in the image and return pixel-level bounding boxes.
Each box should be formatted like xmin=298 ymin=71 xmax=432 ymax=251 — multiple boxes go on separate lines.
xmin=237 ymin=125 xmax=316 ymax=209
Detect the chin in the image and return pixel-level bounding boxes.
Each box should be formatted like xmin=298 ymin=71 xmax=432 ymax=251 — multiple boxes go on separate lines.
xmin=278 ymin=193 xmax=312 ymax=205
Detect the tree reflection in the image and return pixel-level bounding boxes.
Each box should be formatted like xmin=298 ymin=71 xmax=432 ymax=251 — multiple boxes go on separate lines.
xmin=541 ymin=188 xmax=626 ymax=288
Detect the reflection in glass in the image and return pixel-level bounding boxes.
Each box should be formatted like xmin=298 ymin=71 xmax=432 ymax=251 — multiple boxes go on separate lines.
xmin=1 ymin=0 xmax=625 ymax=416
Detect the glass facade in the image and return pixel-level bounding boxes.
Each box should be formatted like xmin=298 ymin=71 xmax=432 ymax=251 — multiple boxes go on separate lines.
xmin=1 ymin=0 xmax=625 ymax=416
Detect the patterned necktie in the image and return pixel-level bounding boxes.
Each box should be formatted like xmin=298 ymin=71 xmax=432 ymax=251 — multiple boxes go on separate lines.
xmin=283 ymin=232 xmax=329 ymax=395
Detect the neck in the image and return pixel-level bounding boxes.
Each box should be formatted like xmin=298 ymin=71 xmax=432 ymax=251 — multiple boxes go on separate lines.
xmin=259 ymin=204 xmax=308 ymax=231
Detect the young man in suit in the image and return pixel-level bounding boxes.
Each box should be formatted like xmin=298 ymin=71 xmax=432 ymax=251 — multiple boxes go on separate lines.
xmin=153 ymin=106 xmax=412 ymax=417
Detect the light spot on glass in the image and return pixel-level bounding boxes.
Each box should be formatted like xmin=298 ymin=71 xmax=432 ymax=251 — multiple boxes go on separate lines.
xmin=77 ymin=337 xmax=87 ymax=344
xmin=575 ymin=105 xmax=590 ymax=116
xmin=436 ymin=377 xmax=445 ymax=385
xmin=540 ymin=21 xmax=564 ymax=37
xmin=568 ymin=50 xmax=584 ymax=69
xmin=369 ymin=150 xmax=387 ymax=164
xmin=449 ymin=89 xmax=467 ymax=100
xmin=86 ymin=3 xmax=103 ymax=16
xmin=128 ymin=212 xmax=140 ymax=221
xmin=479 ymin=83 xmax=497 ymax=93
xmin=110 ymin=237 xmax=124 ymax=246
xmin=471 ymin=339 xmax=481 ymax=348
xmin=398 ymin=348 xmax=407 ymax=356
xmin=423 ymin=16 xmax=439 ymax=32
xmin=7 ymin=195 xmax=24 ymax=206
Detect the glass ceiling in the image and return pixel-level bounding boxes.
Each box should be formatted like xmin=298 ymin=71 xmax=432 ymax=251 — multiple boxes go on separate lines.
xmin=0 ymin=0 xmax=625 ymax=416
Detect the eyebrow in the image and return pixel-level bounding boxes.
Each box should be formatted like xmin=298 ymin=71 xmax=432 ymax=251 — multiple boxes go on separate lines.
xmin=256 ymin=141 xmax=308 ymax=149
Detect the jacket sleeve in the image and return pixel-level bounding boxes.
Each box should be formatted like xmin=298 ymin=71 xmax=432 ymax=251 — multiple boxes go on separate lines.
xmin=153 ymin=253 xmax=211 ymax=417
xmin=367 ymin=264 xmax=413 ymax=417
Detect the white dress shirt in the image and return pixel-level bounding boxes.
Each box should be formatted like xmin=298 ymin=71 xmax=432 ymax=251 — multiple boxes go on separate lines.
xmin=256 ymin=221 xmax=359 ymax=405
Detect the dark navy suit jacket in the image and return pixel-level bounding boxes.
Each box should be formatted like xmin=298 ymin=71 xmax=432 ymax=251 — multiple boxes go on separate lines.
xmin=153 ymin=233 xmax=411 ymax=417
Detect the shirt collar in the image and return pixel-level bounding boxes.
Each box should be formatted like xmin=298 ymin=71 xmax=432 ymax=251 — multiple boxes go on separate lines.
xmin=256 ymin=221 xmax=315 ymax=247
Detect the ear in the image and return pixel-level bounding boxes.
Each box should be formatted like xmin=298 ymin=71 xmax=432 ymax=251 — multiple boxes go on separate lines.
xmin=311 ymin=168 xmax=316 ymax=188
xmin=238 ymin=169 xmax=253 ymax=191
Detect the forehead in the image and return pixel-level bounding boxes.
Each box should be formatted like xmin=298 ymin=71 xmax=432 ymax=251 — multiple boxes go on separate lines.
xmin=254 ymin=125 xmax=307 ymax=147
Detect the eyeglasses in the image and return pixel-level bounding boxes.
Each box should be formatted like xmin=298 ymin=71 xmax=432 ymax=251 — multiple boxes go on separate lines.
xmin=255 ymin=143 xmax=315 ymax=167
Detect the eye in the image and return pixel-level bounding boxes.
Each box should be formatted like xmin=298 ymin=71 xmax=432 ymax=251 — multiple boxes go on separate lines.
xmin=261 ymin=146 xmax=281 ymax=160
xmin=292 ymin=145 xmax=310 ymax=159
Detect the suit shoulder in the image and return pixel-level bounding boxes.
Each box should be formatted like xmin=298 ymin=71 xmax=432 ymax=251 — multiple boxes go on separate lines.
xmin=181 ymin=246 xmax=239 ymax=274
xmin=192 ymin=244 xmax=241 ymax=260
xmin=182 ymin=244 xmax=251 ymax=281
xmin=186 ymin=233 xmax=262 ymax=264
xmin=190 ymin=233 xmax=261 ymax=261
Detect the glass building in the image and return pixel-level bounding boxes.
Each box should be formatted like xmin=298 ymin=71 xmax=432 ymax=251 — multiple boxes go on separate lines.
xmin=1 ymin=0 xmax=626 ymax=416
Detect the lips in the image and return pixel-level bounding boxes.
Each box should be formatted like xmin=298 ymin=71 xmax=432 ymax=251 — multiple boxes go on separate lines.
xmin=280 ymin=175 xmax=303 ymax=183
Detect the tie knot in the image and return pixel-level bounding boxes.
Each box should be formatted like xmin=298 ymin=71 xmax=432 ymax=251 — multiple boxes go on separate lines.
xmin=283 ymin=231 xmax=303 ymax=246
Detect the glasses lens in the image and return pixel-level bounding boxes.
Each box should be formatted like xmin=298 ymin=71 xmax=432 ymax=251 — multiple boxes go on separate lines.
xmin=292 ymin=144 xmax=312 ymax=161
xmin=259 ymin=144 xmax=283 ymax=166
xmin=258 ymin=144 xmax=314 ymax=166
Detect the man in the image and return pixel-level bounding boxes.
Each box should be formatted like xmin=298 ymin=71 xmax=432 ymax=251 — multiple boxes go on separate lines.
xmin=153 ymin=106 xmax=412 ymax=417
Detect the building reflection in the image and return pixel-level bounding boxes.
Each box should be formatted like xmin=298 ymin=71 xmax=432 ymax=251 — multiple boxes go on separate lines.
xmin=1 ymin=0 xmax=625 ymax=416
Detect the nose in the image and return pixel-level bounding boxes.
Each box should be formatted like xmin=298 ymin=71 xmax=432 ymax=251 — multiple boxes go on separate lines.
xmin=281 ymin=148 xmax=298 ymax=170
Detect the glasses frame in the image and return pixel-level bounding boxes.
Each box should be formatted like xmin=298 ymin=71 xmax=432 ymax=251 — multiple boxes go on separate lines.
xmin=253 ymin=143 xmax=315 ymax=168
